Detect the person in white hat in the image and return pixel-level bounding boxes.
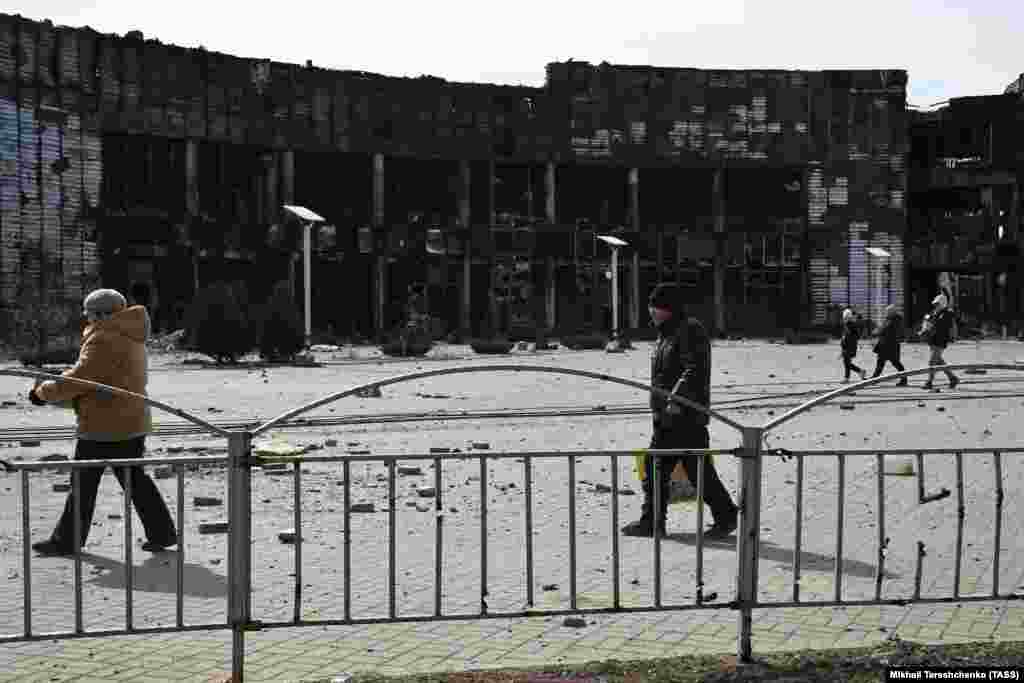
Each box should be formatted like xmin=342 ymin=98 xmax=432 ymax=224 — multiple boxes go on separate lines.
xmin=922 ymin=293 xmax=959 ymax=390
xmin=27 ymin=288 xmax=177 ymax=556
xmin=840 ymin=307 xmax=867 ymax=383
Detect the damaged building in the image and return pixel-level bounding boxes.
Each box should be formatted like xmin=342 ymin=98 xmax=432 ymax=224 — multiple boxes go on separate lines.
xmin=0 ymin=13 xmax=909 ymax=345
xmin=907 ymin=83 xmax=1024 ymax=333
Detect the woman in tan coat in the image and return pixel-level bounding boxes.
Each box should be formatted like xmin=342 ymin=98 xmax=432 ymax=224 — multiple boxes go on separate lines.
xmin=29 ymin=288 xmax=177 ymax=556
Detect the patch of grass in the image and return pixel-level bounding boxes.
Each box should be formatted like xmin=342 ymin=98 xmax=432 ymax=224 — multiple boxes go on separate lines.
xmin=302 ymin=639 xmax=1024 ymax=683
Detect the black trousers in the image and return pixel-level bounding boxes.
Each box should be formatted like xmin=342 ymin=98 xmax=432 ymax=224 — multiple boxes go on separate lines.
xmin=841 ymin=353 xmax=864 ymax=380
xmin=872 ymin=347 xmax=906 ymax=377
xmin=51 ymin=437 xmax=177 ymax=550
xmin=644 ymin=423 xmax=737 ymax=525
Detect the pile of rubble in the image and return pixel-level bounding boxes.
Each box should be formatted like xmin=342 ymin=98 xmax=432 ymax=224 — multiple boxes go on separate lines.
xmin=146 ymin=329 xmax=187 ymax=353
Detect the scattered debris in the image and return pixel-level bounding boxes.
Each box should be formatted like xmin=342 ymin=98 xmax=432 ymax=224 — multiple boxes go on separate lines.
xmin=19 ymin=441 xmax=41 ymax=448
xmin=398 ymin=466 xmax=423 ymax=476
xmin=52 ymin=483 xmax=70 ymax=493
xmin=325 ymin=439 xmax=339 ymax=447
xmin=199 ymin=522 xmax=229 ymax=534
xmin=349 ymin=503 xmax=375 ymax=513
xmin=278 ymin=530 xmax=301 ymax=544
xmin=154 ymin=467 xmax=175 ymax=479
xmin=562 ymin=616 xmax=587 ymax=628
xmin=542 ymin=583 xmax=559 ymax=591
xmin=193 ymin=496 xmax=223 ymax=507
xmin=471 ymin=442 xmax=490 ymax=450
xmin=417 ymin=488 xmax=436 ymax=498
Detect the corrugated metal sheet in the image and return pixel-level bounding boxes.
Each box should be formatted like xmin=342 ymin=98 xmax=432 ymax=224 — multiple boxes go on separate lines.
xmin=848 ymin=222 xmax=869 ymax=314
xmin=17 ymin=20 xmax=35 ymax=83
xmin=0 ymin=17 xmax=14 ymax=82
xmin=809 ymin=255 xmax=832 ymax=324
xmin=58 ymin=28 xmax=80 ymax=88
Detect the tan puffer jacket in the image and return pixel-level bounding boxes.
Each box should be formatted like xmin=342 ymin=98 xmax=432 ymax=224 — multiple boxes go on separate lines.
xmin=36 ymin=305 xmax=152 ymax=441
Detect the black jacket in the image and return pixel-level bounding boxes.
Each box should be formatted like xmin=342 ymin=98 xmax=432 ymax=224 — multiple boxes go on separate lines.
xmin=650 ymin=315 xmax=711 ymax=427
xmin=929 ymin=309 xmax=956 ymax=348
xmin=873 ymin=314 xmax=904 ymax=355
xmin=840 ymin=320 xmax=861 ymax=356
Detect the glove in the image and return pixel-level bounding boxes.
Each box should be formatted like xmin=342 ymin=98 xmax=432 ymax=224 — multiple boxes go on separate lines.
xmin=28 ymin=387 xmax=46 ymax=406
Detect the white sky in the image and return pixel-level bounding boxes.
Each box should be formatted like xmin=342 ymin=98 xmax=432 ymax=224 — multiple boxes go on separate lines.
xmin=10 ymin=0 xmax=1021 ymax=108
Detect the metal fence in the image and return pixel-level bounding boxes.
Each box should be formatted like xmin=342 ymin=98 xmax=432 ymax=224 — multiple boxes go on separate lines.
xmin=1 ymin=363 xmax=1022 ymax=682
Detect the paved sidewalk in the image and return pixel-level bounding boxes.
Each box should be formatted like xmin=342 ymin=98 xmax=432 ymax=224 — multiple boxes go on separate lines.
xmin=1 ymin=602 xmax=1023 ymax=682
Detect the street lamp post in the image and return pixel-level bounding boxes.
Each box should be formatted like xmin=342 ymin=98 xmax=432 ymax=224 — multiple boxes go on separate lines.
xmin=597 ymin=234 xmax=629 ymax=352
xmin=866 ymin=246 xmax=892 ymax=309
xmin=283 ymin=205 xmax=326 ymax=348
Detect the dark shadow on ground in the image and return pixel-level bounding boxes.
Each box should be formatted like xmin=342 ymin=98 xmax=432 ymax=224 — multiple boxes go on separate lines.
xmin=78 ymin=551 xmax=227 ymax=598
xmin=661 ymin=532 xmax=898 ymax=579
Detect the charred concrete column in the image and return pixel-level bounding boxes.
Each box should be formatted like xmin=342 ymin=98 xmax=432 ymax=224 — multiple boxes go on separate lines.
xmin=185 ymin=139 xmax=200 ymax=294
xmin=459 ymin=159 xmax=472 ymax=337
xmin=545 ymin=162 xmax=557 ymax=331
xmin=281 ymin=150 xmax=297 ymax=302
xmin=629 ymin=167 xmax=641 ymax=330
xmin=713 ymin=166 xmax=727 ymax=336
xmin=487 ymin=160 xmax=499 ymax=334
xmin=373 ymin=153 xmax=386 ymax=338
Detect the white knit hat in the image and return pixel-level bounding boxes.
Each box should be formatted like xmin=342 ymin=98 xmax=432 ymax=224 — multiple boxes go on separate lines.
xmin=842 ymin=308 xmax=854 ymax=322
xmin=932 ymin=293 xmax=948 ymax=309
xmin=83 ymin=288 xmax=127 ymax=314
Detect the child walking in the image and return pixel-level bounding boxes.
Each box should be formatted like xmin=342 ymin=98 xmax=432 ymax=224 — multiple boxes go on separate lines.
xmin=840 ymin=308 xmax=867 ymax=383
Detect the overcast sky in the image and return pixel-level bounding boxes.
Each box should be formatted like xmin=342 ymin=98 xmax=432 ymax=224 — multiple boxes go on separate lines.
xmin=10 ymin=0 xmax=1021 ymax=108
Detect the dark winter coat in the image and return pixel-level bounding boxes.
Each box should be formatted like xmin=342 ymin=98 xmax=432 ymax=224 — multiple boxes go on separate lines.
xmin=650 ymin=312 xmax=711 ymax=428
xmin=873 ymin=313 xmax=904 ymax=357
xmin=928 ymin=308 xmax=956 ymax=348
xmin=840 ymin=320 xmax=861 ymax=357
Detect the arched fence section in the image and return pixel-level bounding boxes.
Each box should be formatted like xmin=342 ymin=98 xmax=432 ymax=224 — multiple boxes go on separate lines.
xmin=0 ymin=363 xmax=1022 ymax=682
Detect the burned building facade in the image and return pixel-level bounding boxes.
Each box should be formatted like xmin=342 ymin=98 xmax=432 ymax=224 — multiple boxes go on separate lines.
xmin=0 ymin=13 xmax=908 ymax=344
xmin=907 ymin=88 xmax=1024 ymax=332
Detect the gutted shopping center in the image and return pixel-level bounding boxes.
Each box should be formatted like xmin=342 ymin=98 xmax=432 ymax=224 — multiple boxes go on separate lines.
xmin=1 ymin=13 xmax=916 ymax=344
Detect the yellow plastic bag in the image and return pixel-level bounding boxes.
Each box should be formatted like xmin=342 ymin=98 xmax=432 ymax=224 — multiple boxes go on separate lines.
xmin=633 ymin=449 xmax=714 ymax=481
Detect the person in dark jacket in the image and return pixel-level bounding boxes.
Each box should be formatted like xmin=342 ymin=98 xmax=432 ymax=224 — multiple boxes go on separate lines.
xmin=621 ymin=283 xmax=738 ymax=539
xmin=871 ymin=304 xmax=908 ymax=385
xmin=840 ymin=308 xmax=867 ymax=383
xmin=923 ymin=293 xmax=959 ymax=390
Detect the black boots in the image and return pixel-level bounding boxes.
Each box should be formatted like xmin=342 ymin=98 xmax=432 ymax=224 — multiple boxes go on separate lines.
xmin=621 ymin=515 xmax=667 ymax=537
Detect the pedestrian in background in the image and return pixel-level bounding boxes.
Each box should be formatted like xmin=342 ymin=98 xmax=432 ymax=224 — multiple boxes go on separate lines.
xmin=28 ymin=288 xmax=177 ymax=557
xmin=872 ymin=304 xmax=908 ymax=385
xmin=840 ymin=307 xmax=867 ymax=383
xmin=622 ymin=283 xmax=738 ymax=540
xmin=922 ymin=293 xmax=959 ymax=390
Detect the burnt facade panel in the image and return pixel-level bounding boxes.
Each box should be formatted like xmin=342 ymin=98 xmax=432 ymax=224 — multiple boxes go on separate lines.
xmin=0 ymin=12 xmax=911 ymax=341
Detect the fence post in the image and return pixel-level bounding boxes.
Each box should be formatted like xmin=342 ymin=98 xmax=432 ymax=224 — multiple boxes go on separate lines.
xmin=228 ymin=431 xmax=253 ymax=682
xmin=736 ymin=426 xmax=764 ymax=663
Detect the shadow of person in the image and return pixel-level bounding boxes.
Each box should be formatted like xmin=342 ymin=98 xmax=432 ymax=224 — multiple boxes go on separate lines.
xmin=78 ymin=552 xmax=228 ymax=599
xmin=661 ymin=532 xmax=899 ymax=580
